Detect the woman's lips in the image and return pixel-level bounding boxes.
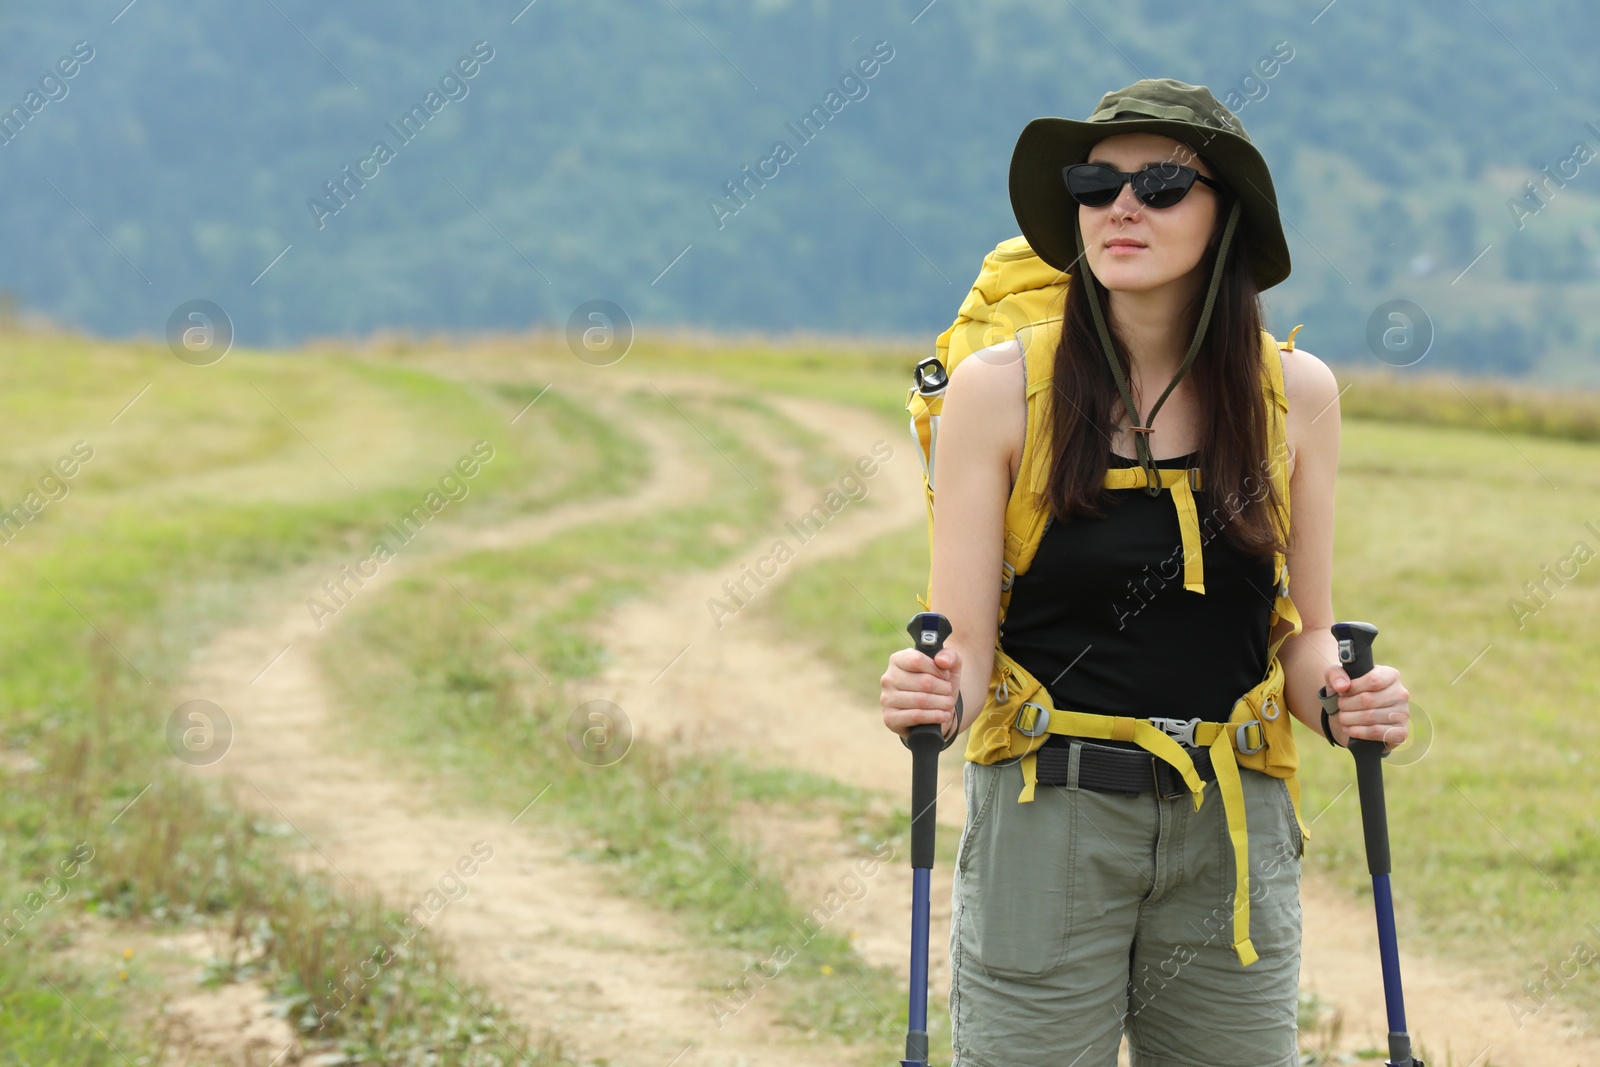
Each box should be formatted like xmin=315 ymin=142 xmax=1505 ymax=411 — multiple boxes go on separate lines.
xmin=1105 ymin=242 xmax=1146 ymax=255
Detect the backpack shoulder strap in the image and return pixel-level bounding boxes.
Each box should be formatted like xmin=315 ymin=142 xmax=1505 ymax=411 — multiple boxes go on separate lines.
xmin=998 ymin=319 xmax=1062 ymax=621
xmin=909 ymin=237 xmax=1068 ymax=610
xmin=1260 ymin=323 xmax=1310 ymax=847
xmin=1261 ymin=324 xmax=1304 ymax=662
xmin=1262 ymin=322 xmax=1302 ymax=413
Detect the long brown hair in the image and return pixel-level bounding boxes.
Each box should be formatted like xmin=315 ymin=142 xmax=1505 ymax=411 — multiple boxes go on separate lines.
xmin=1041 ymin=198 xmax=1288 ymax=559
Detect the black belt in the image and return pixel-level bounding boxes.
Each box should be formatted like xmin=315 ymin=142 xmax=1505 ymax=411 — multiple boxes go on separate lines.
xmin=1034 ymin=739 xmax=1216 ymax=800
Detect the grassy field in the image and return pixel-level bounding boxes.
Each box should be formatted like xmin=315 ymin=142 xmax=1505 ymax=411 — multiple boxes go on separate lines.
xmin=0 ymin=333 xmax=610 ymax=1063
xmin=4 ymin=326 xmax=1597 ymax=1062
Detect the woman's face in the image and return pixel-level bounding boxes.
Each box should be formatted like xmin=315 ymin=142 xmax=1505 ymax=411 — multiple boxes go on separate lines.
xmin=1077 ymin=133 xmax=1221 ymax=295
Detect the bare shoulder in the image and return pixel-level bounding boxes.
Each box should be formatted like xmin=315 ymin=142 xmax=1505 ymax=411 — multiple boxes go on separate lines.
xmin=1280 ymin=346 xmax=1339 ymax=479
xmin=946 ymin=339 xmax=1027 ymax=477
xmin=1280 ymin=345 xmax=1339 ymax=415
xmin=949 ymin=338 xmax=1025 ymax=381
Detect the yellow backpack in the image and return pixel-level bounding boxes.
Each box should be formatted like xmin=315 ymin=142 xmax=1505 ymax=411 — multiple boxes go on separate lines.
xmin=905 ymin=235 xmax=1307 ymax=967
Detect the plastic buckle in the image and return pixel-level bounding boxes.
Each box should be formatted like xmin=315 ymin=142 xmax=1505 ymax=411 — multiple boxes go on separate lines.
xmin=1235 ymin=720 xmax=1265 ymax=755
xmin=1187 ymin=467 xmax=1203 ymax=492
xmin=1014 ymin=702 xmax=1051 ymax=738
xmin=1000 ymin=560 xmax=1016 ymax=593
xmin=1260 ymin=694 xmax=1282 ymax=722
xmin=1148 ymin=716 xmax=1201 ymax=748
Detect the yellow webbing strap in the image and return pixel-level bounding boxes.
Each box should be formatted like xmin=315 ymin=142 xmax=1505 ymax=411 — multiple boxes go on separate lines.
xmin=1015 ymin=708 xmax=1209 ymax=807
xmin=1102 ymin=466 xmax=1206 ymax=593
xmin=906 ymin=389 xmax=937 ymax=479
xmin=1206 ymin=726 xmax=1259 ymax=966
xmin=906 ymin=386 xmax=942 ymax=612
xmin=1015 ymin=708 xmax=1260 ymax=966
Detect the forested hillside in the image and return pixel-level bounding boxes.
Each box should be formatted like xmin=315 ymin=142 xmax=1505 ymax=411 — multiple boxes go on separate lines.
xmin=2 ymin=0 xmax=1597 ymax=380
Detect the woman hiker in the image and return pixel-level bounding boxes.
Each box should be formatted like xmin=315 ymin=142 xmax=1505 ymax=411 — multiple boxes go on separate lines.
xmin=879 ymin=79 xmax=1413 ymax=1066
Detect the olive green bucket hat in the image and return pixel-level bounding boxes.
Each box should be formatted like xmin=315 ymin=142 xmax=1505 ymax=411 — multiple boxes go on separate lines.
xmin=1008 ymin=77 xmax=1291 ymax=291
xmin=1006 ymin=78 xmax=1292 ymax=496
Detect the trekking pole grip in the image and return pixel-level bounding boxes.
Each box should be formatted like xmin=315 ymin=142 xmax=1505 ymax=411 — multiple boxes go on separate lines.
xmin=905 ymin=613 xmax=956 ymax=872
xmin=1334 ymin=621 xmax=1390 ymax=876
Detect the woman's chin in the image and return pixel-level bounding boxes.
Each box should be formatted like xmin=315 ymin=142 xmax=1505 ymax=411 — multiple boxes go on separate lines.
xmin=1091 ymin=268 xmax=1163 ymax=294
xmin=1087 ymin=258 xmax=1198 ymax=295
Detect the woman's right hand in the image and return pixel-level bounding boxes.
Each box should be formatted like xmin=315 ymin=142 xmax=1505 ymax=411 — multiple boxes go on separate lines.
xmin=880 ymin=644 xmax=963 ymax=742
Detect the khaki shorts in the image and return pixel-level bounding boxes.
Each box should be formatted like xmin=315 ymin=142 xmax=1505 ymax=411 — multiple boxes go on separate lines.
xmin=950 ymin=745 xmax=1304 ymax=1067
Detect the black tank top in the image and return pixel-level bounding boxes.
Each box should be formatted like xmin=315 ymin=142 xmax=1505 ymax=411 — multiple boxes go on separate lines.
xmin=1001 ymin=450 xmax=1275 ymax=748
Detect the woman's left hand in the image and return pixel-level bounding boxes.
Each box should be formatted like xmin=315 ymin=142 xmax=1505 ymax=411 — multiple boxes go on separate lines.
xmin=1324 ymin=662 xmax=1410 ymax=754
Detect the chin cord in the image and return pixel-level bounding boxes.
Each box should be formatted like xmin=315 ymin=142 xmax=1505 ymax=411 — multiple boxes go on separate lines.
xmin=1076 ymin=199 xmax=1243 ymax=496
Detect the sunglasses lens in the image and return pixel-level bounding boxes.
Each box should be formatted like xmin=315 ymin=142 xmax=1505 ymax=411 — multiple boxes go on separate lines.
xmin=1140 ymin=185 xmax=1188 ymax=209
xmin=1133 ymin=164 xmax=1195 ymax=208
xmin=1063 ymin=164 xmax=1122 ymax=207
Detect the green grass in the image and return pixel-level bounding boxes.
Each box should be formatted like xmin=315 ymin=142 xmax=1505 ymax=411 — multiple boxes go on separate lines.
xmin=1306 ymin=419 xmax=1600 ymax=1016
xmin=0 ymin=333 xmax=625 ymax=1062
xmin=1339 ymin=368 xmax=1600 ymax=442
xmin=603 ymin=333 xmax=919 ymax=421
xmin=761 ymin=519 xmax=929 ymax=709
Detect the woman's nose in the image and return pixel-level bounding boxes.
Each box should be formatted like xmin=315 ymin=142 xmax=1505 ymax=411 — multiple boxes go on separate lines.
xmin=1110 ymin=181 xmax=1143 ymax=220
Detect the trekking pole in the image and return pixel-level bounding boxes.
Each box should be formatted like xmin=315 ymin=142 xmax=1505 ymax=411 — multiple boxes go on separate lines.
xmin=1327 ymin=621 xmax=1425 ymax=1067
xmin=900 ymin=611 xmax=959 ymax=1067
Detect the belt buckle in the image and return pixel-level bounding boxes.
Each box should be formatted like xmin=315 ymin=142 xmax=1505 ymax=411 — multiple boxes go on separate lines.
xmin=1148 ymin=716 xmax=1201 ymax=748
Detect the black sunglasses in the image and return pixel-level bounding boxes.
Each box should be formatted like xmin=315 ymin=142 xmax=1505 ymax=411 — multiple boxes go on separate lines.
xmin=1061 ymin=162 xmax=1222 ymax=209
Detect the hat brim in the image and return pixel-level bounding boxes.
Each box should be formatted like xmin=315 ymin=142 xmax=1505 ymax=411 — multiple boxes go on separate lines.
xmin=1008 ymin=116 xmax=1291 ymax=291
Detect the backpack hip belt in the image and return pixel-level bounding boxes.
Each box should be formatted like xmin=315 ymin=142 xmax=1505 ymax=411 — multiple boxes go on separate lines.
xmin=974 ymin=642 xmax=1301 ymax=968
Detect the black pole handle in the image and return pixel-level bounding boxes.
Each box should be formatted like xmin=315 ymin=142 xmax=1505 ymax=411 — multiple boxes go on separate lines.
xmin=1334 ymin=621 xmax=1390 ymax=876
xmin=905 ymin=613 xmax=954 ymax=871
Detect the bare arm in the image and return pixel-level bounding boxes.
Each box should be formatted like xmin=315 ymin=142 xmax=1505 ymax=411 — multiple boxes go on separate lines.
xmin=881 ymin=342 xmax=1024 ymax=740
xmin=1275 ymin=347 xmax=1411 ymax=750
